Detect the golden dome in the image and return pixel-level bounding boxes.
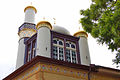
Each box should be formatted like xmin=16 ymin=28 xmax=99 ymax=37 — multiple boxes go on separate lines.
xmin=24 ymin=6 xmax=37 ymax=13
xmin=36 ymin=21 xmax=52 ymax=30
xmin=73 ymin=31 xmax=88 ymax=38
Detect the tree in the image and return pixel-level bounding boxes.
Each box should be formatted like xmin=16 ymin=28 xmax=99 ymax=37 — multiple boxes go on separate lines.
xmin=80 ymin=0 xmax=120 ymax=66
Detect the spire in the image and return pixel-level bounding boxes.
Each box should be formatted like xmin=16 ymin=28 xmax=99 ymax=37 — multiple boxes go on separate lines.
xmin=79 ymin=26 xmax=80 ymax=31
xmin=73 ymin=24 xmax=88 ymax=38
xmin=43 ymin=17 xmax=45 ymax=20
xmin=30 ymin=2 xmax=32 ymax=5
xmin=53 ymin=18 xmax=56 ymax=24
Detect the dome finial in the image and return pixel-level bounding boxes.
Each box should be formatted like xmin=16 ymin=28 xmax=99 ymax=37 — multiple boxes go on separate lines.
xmin=30 ymin=2 xmax=32 ymax=5
xmin=43 ymin=17 xmax=45 ymax=20
xmin=79 ymin=26 xmax=80 ymax=30
xmin=78 ymin=23 xmax=84 ymax=31
xmin=53 ymin=18 xmax=56 ymax=24
xmin=73 ymin=23 xmax=88 ymax=37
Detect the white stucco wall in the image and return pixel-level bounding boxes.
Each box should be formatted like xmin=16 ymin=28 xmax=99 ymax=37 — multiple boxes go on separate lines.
xmin=16 ymin=38 xmax=25 ymax=69
xmin=79 ymin=37 xmax=91 ymax=66
xmin=24 ymin=8 xmax=35 ymax=23
xmin=36 ymin=27 xmax=51 ymax=58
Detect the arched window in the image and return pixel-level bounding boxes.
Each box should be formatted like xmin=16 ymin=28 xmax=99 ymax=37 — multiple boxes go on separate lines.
xmin=66 ymin=41 xmax=77 ymax=63
xmin=27 ymin=44 xmax=31 ymax=62
xmin=52 ymin=38 xmax=64 ymax=61
xmin=26 ymin=39 xmax=36 ymax=63
xmin=51 ymin=31 xmax=79 ymax=64
xmin=32 ymin=40 xmax=36 ymax=59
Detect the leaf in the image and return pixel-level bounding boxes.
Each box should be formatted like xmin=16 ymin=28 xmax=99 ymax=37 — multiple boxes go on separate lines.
xmin=80 ymin=0 xmax=120 ymax=66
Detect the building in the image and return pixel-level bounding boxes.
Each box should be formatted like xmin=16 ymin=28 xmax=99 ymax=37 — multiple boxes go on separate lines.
xmin=3 ymin=5 xmax=120 ymax=80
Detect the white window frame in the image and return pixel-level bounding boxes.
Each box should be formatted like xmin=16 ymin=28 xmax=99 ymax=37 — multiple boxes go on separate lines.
xmin=66 ymin=41 xmax=77 ymax=63
xmin=53 ymin=38 xmax=64 ymax=61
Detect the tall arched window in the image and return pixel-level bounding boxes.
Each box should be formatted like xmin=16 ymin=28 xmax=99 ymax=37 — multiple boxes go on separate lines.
xmin=27 ymin=44 xmax=31 ymax=62
xmin=66 ymin=41 xmax=77 ymax=63
xmin=51 ymin=31 xmax=79 ymax=64
xmin=52 ymin=38 xmax=64 ymax=61
xmin=25 ymin=39 xmax=36 ymax=63
xmin=32 ymin=40 xmax=36 ymax=59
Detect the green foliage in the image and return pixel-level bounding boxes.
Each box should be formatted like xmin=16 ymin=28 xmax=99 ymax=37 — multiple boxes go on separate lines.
xmin=80 ymin=0 xmax=120 ymax=66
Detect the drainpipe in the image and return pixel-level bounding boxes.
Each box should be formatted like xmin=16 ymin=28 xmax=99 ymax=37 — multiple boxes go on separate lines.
xmin=88 ymin=64 xmax=95 ymax=80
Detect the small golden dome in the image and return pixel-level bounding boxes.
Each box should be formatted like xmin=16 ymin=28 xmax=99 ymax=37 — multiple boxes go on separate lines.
xmin=73 ymin=31 xmax=88 ymax=38
xmin=36 ymin=21 xmax=52 ymax=30
xmin=24 ymin=6 xmax=37 ymax=13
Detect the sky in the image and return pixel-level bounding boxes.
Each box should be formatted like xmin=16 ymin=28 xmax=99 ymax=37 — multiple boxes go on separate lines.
xmin=0 ymin=0 xmax=118 ymax=79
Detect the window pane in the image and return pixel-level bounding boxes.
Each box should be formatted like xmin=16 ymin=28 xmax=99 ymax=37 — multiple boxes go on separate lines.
xmin=72 ymin=50 xmax=76 ymax=63
xmin=32 ymin=40 xmax=36 ymax=58
xmin=32 ymin=48 xmax=36 ymax=58
xmin=28 ymin=44 xmax=31 ymax=52
xmin=27 ymin=44 xmax=31 ymax=62
xmin=53 ymin=40 xmax=57 ymax=44
xmin=66 ymin=43 xmax=70 ymax=47
xmin=59 ymin=41 xmax=63 ymax=45
xmin=59 ymin=47 xmax=64 ymax=60
xmin=66 ymin=49 xmax=71 ymax=62
xmin=53 ymin=46 xmax=58 ymax=59
xmin=71 ymin=44 xmax=75 ymax=49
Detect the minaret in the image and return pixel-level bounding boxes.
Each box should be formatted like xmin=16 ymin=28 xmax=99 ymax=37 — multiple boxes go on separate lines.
xmin=24 ymin=6 xmax=37 ymax=23
xmin=16 ymin=5 xmax=37 ymax=69
xmin=36 ymin=21 xmax=52 ymax=58
xmin=73 ymin=30 xmax=91 ymax=66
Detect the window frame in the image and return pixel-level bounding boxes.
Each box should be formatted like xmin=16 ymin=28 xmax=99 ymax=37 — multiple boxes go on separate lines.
xmin=65 ymin=41 xmax=77 ymax=63
xmin=24 ymin=33 xmax=37 ymax=64
xmin=52 ymin=38 xmax=65 ymax=61
xmin=51 ymin=31 xmax=80 ymax=64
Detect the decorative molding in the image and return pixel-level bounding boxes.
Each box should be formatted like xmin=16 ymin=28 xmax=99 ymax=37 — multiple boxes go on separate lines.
xmin=18 ymin=23 xmax=36 ymax=32
xmin=73 ymin=31 xmax=88 ymax=38
xmin=36 ymin=21 xmax=52 ymax=30
xmin=16 ymin=62 xmax=88 ymax=80
xmin=24 ymin=6 xmax=37 ymax=13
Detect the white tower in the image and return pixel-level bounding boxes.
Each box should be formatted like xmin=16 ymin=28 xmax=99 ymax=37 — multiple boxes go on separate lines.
xmin=16 ymin=6 xmax=37 ymax=69
xmin=24 ymin=6 xmax=37 ymax=23
xmin=74 ymin=31 xmax=91 ymax=66
xmin=36 ymin=21 xmax=52 ymax=58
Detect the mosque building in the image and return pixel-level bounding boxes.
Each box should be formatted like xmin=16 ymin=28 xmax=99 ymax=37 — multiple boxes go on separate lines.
xmin=3 ymin=5 xmax=120 ymax=80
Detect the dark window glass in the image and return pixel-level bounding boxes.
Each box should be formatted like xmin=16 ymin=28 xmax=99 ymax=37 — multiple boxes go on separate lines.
xmin=59 ymin=41 xmax=63 ymax=45
xmin=28 ymin=44 xmax=31 ymax=52
xmin=66 ymin=43 xmax=70 ymax=47
xmin=53 ymin=40 xmax=57 ymax=44
xmin=66 ymin=49 xmax=71 ymax=62
xmin=53 ymin=46 xmax=58 ymax=59
xmin=72 ymin=50 xmax=76 ymax=63
xmin=59 ymin=47 xmax=64 ymax=60
xmin=71 ymin=44 xmax=75 ymax=49
xmin=27 ymin=44 xmax=31 ymax=62
xmin=32 ymin=40 xmax=36 ymax=58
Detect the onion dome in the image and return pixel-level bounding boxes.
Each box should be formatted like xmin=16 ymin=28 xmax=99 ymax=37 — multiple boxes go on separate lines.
xmin=73 ymin=31 xmax=88 ymax=38
xmin=52 ymin=25 xmax=70 ymax=35
xmin=24 ymin=6 xmax=37 ymax=13
xmin=36 ymin=21 xmax=52 ymax=30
